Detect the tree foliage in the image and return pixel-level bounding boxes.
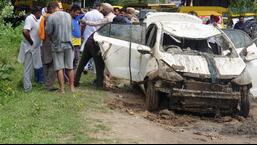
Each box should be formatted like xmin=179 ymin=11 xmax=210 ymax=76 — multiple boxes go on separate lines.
xmin=0 ymin=0 xmax=21 ymax=102
xmin=229 ymin=0 xmax=257 ymax=15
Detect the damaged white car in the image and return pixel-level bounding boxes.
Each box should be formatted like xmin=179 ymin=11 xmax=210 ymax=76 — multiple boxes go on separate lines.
xmin=92 ymin=13 xmax=252 ymax=117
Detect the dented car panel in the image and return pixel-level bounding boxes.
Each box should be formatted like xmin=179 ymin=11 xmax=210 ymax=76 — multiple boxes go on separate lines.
xmin=161 ymin=21 xmax=221 ymax=39
xmin=144 ymin=12 xmax=202 ymax=27
xmin=162 ymin=54 xmax=212 ymax=76
xmin=161 ymin=53 xmax=246 ymax=79
xmin=214 ymin=57 xmax=246 ymax=78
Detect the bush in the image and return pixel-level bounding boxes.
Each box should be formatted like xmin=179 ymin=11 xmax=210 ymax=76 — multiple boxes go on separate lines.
xmin=0 ymin=0 xmax=22 ymax=104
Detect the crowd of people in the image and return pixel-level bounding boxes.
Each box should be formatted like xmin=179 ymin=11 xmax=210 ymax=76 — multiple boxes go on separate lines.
xmin=188 ymin=11 xmax=248 ymax=32
xmin=18 ymin=1 xmax=139 ymax=93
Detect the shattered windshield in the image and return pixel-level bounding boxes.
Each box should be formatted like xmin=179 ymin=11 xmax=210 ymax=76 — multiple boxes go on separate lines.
xmin=162 ymin=33 xmax=236 ymax=56
xmin=223 ymin=29 xmax=252 ymax=49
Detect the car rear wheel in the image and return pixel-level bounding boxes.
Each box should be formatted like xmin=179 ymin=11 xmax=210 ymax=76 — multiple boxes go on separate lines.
xmin=240 ymin=86 xmax=250 ymax=118
xmin=145 ymin=81 xmax=159 ymax=111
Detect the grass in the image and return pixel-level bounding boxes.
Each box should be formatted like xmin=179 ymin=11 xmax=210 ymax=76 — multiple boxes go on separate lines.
xmin=0 ymin=20 xmax=115 ymax=143
xmin=0 ymin=72 xmax=113 ymax=144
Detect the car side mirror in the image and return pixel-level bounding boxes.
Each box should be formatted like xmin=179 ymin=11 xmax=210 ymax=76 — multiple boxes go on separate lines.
xmin=245 ymin=53 xmax=257 ymax=62
xmin=137 ymin=46 xmax=152 ymax=55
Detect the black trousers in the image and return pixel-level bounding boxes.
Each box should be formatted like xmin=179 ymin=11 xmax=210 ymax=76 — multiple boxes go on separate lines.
xmin=75 ymin=36 xmax=105 ymax=88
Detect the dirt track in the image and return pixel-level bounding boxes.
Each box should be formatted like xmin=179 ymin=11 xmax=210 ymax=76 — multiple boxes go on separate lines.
xmin=89 ymin=83 xmax=257 ymax=144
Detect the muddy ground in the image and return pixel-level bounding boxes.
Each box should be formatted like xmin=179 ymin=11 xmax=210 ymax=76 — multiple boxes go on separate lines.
xmin=89 ymin=81 xmax=257 ymax=144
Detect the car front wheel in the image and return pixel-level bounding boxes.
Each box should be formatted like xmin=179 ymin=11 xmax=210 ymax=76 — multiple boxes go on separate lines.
xmin=145 ymin=81 xmax=159 ymax=111
xmin=240 ymin=86 xmax=250 ymax=118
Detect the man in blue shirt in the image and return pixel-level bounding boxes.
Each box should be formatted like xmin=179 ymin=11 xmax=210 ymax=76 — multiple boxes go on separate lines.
xmin=70 ymin=5 xmax=84 ymax=71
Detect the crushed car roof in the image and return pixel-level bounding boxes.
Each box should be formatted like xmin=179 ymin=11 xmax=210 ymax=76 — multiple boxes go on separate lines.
xmin=161 ymin=21 xmax=221 ymax=39
xmin=144 ymin=12 xmax=221 ymax=39
xmin=144 ymin=12 xmax=203 ymax=26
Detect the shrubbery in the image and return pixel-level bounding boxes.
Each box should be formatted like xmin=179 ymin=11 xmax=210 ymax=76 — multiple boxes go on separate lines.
xmin=0 ymin=0 xmax=22 ymax=104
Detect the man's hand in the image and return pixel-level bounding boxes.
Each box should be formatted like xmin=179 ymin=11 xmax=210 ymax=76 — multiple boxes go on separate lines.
xmin=23 ymin=29 xmax=34 ymax=46
xmin=29 ymin=40 xmax=34 ymax=46
xmin=79 ymin=19 xmax=87 ymax=25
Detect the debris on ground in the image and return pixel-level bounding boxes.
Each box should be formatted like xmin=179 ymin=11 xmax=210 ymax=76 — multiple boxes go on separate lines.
xmin=220 ymin=118 xmax=257 ymax=137
xmin=214 ymin=116 xmax=234 ymax=123
xmin=105 ymin=85 xmax=257 ymax=141
xmin=117 ymin=94 xmax=123 ymax=98
xmin=106 ymin=98 xmax=144 ymax=112
xmin=126 ymin=109 xmax=135 ymax=115
xmin=159 ymin=109 xmax=176 ymax=120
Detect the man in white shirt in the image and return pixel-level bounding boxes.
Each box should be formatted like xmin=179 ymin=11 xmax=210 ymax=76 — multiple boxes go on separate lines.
xmin=18 ymin=6 xmax=42 ymax=92
xmin=82 ymin=3 xmax=104 ymax=50
xmin=81 ymin=3 xmax=104 ymax=73
xmin=82 ymin=3 xmax=116 ymax=27
xmin=75 ymin=3 xmax=116 ymax=88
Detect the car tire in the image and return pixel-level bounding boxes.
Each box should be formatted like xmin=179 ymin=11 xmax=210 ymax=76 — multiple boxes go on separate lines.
xmin=240 ymin=86 xmax=250 ymax=118
xmin=145 ymin=81 xmax=159 ymax=111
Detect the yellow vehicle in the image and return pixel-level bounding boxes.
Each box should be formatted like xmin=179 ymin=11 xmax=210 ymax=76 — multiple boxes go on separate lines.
xmin=179 ymin=6 xmax=228 ymax=28
xmin=14 ymin=0 xmax=72 ymax=10
xmin=125 ymin=3 xmax=177 ymax=12
xmin=113 ymin=5 xmax=123 ymax=9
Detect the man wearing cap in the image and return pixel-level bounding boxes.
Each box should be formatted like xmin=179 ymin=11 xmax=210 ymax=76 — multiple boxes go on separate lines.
xmin=75 ymin=3 xmax=116 ymax=88
xmin=81 ymin=3 xmax=116 ymax=26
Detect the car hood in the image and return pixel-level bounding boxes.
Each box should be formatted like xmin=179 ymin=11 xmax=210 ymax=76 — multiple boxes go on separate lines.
xmin=162 ymin=53 xmax=246 ymax=79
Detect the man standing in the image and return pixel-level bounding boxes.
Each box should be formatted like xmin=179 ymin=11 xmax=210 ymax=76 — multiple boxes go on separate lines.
xmin=38 ymin=4 xmax=57 ymax=92
xmin=234 ymin=16 xmax=245 ymax=31
xmin=80 ymin=3 xmax=104 ymax=74
xmin=18 ymin=5 xmax=42 ymax=92
xmin=70 ymin=4 xmax=83 ymax=72
xmin=46 ymin=2 xmax=74 ymax=93
xmin=75 ymin=3 xmax=116 ymax=88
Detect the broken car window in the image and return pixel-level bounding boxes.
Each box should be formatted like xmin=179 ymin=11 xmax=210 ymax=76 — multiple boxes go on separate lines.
xmin=162 ymin=33 xmax=233 ymax=56
xmin=224 ymin=30 xmax=252 ymax=49
xmin=146 ymin=24 xmax=157 ymax=47
xmin=97 ymin=23 xmax=111 ymax=37
xmin=97 ymin=24 xmax=145 ymax=44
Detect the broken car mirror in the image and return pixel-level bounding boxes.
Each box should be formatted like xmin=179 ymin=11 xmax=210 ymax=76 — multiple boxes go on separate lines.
xmin=245 ymin=53 xmax=257 ymax=62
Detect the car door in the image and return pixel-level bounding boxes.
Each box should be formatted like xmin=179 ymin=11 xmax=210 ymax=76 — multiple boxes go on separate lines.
xmin=94 ymin=23 xmax=146 ymax=82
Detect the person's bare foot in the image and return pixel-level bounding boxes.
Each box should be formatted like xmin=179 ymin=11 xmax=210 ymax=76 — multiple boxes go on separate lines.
xmin=70 ymin=86 xmax=75 ymax=93
xmin=59 ymin=89 xmax=65 ymax=94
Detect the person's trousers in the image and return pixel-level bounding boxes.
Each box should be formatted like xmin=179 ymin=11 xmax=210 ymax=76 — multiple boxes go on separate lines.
xmin=75 ymin=38 xmax=105 ymax=88
xmin=43 ymin=62 xmax=56 ymax=90
xmin=34 ymin=67 xmax=44 ymax=84
xmin=23 ymin=52 xmax=33 ymax=91
xmin=73 ymin=45 xmax=81 ymax=71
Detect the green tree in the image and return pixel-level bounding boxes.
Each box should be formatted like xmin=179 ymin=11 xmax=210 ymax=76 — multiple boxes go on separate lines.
xmin=103 ymin=0 xmax=138 ymax=5
xmin=229 ymin=0 xmax=257 ymax=15
xmin=0 ymin=0 xmax=19 ymax=102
